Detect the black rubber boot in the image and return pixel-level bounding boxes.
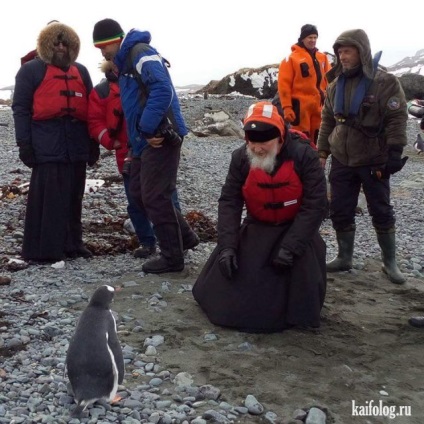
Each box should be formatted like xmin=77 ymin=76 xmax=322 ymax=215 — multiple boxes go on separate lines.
xmin=326 ymin=231 xmax=355 ymax=272
xmin=142 ymin=224 xmax=184 ymax=274
xmin=376 ymin=230 xmax=406 ymax=284
xmin=176 ymin=210 xmax=200 ymax=250
xmin=409 ymin=317 xmax=424 ymax=328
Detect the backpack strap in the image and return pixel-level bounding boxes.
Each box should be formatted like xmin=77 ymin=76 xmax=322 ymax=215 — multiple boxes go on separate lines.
xmin=126 ymin=44 xmax=179 ymax=133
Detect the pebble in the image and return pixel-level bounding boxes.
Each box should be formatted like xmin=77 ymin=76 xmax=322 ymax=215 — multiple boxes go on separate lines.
xmin=1 ymin=99 xmax=423 ymax=423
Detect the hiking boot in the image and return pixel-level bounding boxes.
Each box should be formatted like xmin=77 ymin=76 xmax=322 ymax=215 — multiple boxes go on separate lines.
xmin=133 ymin=245 xmax=156 ymax=259
xmin=142 ymin=255 xmax=184 ymax=274
xmin=142 ymin=224 xmax=184 ymax=274
xmin=183 ymin=232 xmax=200 ymax=251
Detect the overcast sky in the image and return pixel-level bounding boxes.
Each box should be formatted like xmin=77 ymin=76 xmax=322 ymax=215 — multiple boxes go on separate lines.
xmin=1 ymin=0 xmax=422 ymax=89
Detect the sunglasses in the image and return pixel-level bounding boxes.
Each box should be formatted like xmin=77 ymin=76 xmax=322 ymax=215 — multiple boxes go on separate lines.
xmin=53 ymin=40 xmax=69 ymax=47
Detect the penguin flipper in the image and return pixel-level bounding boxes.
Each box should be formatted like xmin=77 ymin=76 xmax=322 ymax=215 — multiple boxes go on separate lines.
xmin=107 ymin=318 xmax=125 ymax=384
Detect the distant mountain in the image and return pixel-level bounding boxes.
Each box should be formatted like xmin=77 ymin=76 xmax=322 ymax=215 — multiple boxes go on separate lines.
xmin=200 ymin=49 xmax=424 ymax=100
xmin=387 ymin=49 xmax=424 ymax=77
xmin=175 ymin=84 xmax=205 ymax=94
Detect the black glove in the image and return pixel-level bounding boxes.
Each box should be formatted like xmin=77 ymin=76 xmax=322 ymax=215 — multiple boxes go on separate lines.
xmin=385 ymin=147 xmax=408 ymax=176
xmin=87 ymin=139 xmax=100 ymax=166
xmin=218 ymin=248 xmax=238 ymax=280
xmin=272 ymin=246 xmax=294 ymax=270
xmin=18 ymin=144 xmax=36 ymax=168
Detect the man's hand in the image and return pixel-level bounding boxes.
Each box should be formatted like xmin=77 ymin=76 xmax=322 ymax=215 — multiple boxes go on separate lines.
xmin=112 ymin=140 xmax=122 ymax=149
xmin=146 ymin=135 xmax=165 ymax=148
xmin=272 ymin=247 xmax=294 ymax=269
xmin=18 ymin=144 xmax=36 ymax=168
xmin=87 ymin=139 xmax=100 ymax=166
xmin=218 ymin=248 xmax=238 ymax=280
xmin=385 ymin=147 xmax=408 ymax=176
xmin=283 ymin=107 xmax=296 ymax=123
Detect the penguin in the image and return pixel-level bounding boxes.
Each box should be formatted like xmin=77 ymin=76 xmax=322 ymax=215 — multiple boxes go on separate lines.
xmin=66 ymin=285 xmax=124 ymax=418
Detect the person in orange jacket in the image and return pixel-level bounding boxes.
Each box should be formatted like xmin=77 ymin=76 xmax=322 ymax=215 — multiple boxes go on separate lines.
xmin=278 ymin=24 xmax=331 ymax=144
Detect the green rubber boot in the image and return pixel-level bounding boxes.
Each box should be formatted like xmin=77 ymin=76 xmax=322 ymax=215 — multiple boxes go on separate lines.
xmin=376 ymin=230 xmax=406 ymax=285
xmin=326 ymin=231 xmax=355 ymax=272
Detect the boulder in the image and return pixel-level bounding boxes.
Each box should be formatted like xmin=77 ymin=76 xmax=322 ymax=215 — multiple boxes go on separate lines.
xmin=191 ymin=109 xmax=244 ymax=138
xmin=199 ymin=64 xmax=279 ymax=99
xmin=398 ymin=73 xmax=424 ymax=100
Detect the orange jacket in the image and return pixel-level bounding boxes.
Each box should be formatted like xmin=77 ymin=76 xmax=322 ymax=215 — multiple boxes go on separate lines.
xmin=278 ymin=45 xmax=331 ymax=110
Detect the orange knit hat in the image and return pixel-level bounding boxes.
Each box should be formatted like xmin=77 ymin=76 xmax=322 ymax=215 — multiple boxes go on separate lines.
xmin=243 ymin=102 xmax=285 ymax=142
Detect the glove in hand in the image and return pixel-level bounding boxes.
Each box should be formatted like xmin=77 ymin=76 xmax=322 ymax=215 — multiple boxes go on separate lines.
xmin=88 ymin=139 xmax=100 ymax=166
xmin=385 ymin=148 xmax=408 ymax=177
xmin=283 ymin=107 xmax=296 ymax=123
xmin=218 ymin=248 xmax=238 ymax=280
xmin=272 ymin=247 xmax=294 ymax=269
xmin=18 ymin=144 xmax=36 ymax=168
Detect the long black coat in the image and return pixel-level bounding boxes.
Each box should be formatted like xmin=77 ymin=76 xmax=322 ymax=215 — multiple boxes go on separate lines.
xmin=192 ymin=133 xmax=328 ymax=332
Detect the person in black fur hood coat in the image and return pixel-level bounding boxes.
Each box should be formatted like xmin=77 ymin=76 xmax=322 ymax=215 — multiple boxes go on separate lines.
xmin=12 ymin=22 xmax=98 ymax=263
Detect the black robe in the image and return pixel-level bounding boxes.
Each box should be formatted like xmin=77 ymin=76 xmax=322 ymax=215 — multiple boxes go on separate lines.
xmin=192 ymin=133 xmax=328 ymax=332
xmin=22 ymin=162 xmax=86 ymax=261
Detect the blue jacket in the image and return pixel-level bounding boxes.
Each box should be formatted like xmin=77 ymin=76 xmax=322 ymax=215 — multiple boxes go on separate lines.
xmin=114 ymin=29 xmax=188 ymax=156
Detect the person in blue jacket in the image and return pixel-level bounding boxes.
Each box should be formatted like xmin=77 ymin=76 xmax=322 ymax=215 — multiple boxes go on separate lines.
xmin=92 ymin=19 xmax=198 ymax=274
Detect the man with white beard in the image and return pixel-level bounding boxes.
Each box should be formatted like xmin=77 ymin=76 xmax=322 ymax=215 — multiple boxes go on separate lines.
xmin=193 ymin=101 xmax=328 ymax=333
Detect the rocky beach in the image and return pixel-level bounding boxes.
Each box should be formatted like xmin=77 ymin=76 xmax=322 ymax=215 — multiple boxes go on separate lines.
xmin=1 ymin=96 xmax=424 ymax=424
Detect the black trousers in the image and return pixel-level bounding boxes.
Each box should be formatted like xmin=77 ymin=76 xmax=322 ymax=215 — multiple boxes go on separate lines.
xmin=129 ymin=141 xmax=181 ymax=227
xmin=329 ymin=157 xmax=394 ymax=231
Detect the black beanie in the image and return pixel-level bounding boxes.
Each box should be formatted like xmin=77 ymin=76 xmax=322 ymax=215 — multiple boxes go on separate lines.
xmin=93 ymin=18 xmax=124 ymax=48
xmin=298 ymin=24 xmax=318 ymax=42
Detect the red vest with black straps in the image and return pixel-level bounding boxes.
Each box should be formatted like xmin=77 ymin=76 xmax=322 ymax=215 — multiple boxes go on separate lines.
xmin=32 ymin=64 xmax=88 ymax=121
xmin=242 ymin=160 xmax=303 ymax=223
xmin=104 ymin=82 xmax=125 ymax=137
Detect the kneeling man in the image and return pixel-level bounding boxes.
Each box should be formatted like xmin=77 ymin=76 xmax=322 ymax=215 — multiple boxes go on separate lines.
xmin=192 ymin=102 xmax=328 ymax=333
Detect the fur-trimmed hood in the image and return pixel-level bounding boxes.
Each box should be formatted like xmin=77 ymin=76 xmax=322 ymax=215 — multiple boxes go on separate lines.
xmin=36 ymin=22 xmax=80 ymax=65
xmin=100 ymin=60 xmax=118 ymax=82
xmin=326 ymin=29 xmax=373 ymax=83
xmin=100 ymin=60 xmax=114 ymax=74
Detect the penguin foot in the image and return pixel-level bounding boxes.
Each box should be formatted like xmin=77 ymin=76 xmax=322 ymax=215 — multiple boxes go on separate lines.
xmin=111 ymin=394 xmax=122 ymax=404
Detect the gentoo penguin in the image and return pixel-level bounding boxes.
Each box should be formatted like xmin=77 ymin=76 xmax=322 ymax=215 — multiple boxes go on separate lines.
xmin=66 ymin=285 xmax=124 ymax=418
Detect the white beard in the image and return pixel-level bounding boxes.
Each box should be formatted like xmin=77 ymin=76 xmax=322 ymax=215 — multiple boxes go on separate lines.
xmin=246 ymin=145 xmax=278 ymax=174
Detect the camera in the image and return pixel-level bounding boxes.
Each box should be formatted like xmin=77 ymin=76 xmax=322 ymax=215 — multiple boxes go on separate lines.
xmin=157 ymin=126 xmax=182 ymax=146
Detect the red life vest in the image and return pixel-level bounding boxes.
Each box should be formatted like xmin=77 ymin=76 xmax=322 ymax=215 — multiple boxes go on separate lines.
xmin=32 ymin=64 xmax=88 ymax=121
xmin=242 ymin=160 xmax=303 ymax=223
